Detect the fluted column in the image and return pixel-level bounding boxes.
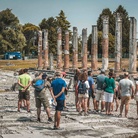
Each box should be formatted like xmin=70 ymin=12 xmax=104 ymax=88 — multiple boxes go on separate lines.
xmin=114 ymin=13 xmax=122 ymax=72
xmin=64 ymin=30 xmax=69 ymax=71
xmin=72 ymin=27 xmax=78 ymax=69
xmin=82 ymin=28 xmax=87 ymax=69
xmin=43 ymin=29 xmax=48 ymax=69
xmin=101 ymin=16 xmax=109 ymax=70
xmin=91 ymin=25 xmax=98 ymax=70
xmin=129 ymin=17 xmax=137 ymax=74
xmin=57 ymin=28 xmax=62 ymax=70
xmin=38 ymin=30 xmax=43 ymax=69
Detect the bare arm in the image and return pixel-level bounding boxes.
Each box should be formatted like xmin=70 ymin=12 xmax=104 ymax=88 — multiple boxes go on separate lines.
xmin=55 ymin=87 xmax=65 ymax=99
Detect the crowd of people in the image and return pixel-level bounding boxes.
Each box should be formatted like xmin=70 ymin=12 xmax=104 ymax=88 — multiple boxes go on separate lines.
xmin=16 ymin=68 xmax=138 ymax=130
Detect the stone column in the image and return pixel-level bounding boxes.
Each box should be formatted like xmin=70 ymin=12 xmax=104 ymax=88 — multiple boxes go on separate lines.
xmin=101 ymin=16 xmax=109 ymax=70
xmin=43 ymin=29 xmax=48 ymax=70
xmin=114 ymin=13 xmax=122 ymax=72
xmin=129 ymin=17 xmax=137 ymax=73
xmin=72 ymin=27 xmax=78 ymax=69
xmin=82 ymin=28 xmax=87 ymax=69
xmin=91 ymin=25 xmax=98 ymax=70
xmin=38 ymin=30 xmax=43 ymax=69
xmin=64 ymin=30 xmax=69 ymax=71
xmin=49 ymin=53 xmax=54 ymax=70
xmin=57 ymin=27 xmax=62 ymax=70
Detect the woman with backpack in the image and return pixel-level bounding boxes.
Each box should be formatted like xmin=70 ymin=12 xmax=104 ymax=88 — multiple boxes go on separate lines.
xmin=77 ymin=72 xmax=90 ymax=116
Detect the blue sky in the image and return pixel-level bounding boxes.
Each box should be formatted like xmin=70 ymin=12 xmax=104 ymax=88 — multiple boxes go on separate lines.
xmin=0 ymin=0 xmax=138 ymax=36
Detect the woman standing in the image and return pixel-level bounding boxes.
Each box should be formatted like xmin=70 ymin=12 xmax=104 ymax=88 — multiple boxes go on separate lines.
xmin=77 ymin=72 xmax=90 ymax=116
xmin=104 ymin=72 xmax=115 ymax=115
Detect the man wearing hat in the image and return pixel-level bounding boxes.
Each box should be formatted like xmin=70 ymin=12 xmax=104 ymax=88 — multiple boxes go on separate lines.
xmin=118 ymin=72 xmax=135 ymax=118
xmin=32 ymin=72 xmax=54 ymax=122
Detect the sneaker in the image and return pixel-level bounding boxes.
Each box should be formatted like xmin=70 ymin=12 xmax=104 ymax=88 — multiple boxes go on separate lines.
xmin=48 ymin=117 xmax=53 ymax=122
xmin=17 ymin=109 xmax=20 ymax=112
xmin=84 ymin=112 xmax=89 ymax=116
xmin=27 ymin=110 xmax=31 ymax=113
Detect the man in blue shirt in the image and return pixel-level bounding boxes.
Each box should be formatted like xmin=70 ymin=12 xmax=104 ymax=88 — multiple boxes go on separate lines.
xmin=50 ymin=71 xmax=66 ymax=130
xmin=87 ymin=71 xmax=96 ymax=111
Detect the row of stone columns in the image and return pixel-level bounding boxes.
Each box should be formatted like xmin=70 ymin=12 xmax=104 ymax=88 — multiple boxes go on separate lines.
xmin=37 ymin=15 xmax=137 ymax=73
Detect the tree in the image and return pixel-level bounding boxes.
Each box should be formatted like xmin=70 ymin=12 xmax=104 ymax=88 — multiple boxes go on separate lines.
xmin=39 ymin=17 xmax=57 ymax=54
xmin=0 ymin=8 xmax=26 ymax=54
xmin=39 ymin=10 xmax=72 ymax=55
xmin=22 ymin=23 xmax=40 ymax=56
xmin=56 ymin=10 xmax=72 ymax=52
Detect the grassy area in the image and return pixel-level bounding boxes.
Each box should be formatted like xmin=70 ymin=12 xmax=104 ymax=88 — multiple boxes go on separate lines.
xmin=0 ymin=58 xmax=132 ymax=71
xmin=0 ymin=59 xmax=38 ymax=71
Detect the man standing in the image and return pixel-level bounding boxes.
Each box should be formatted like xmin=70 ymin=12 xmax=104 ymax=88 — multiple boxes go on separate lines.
xmin=32 ymin=72 xmax=53 ymax=122
xmin=87 ymin=71 xmax=96 ymax=111
xmin=18 ymin=68 xmax=32 ymax=112
xmin=96 ymin=69 xmax=106 ymax=112
xmin=118 ymin=72 xmax=135 ymax=118
xmin=50 ymin=71 xmax=66 ymax=129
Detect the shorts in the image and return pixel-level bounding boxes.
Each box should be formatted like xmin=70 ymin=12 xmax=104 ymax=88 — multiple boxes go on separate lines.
xmin=55 ymin=100 xmax=64 ymax=111
xmin=121 ymin=96 xmax=131 ymax=105
xmin=134 ymin=92 xmax=138 ymax=102
xmin=104 ymin=92 xmax=114 ymax=102
xmin=89 ymin=90 xmax=95 ymax=99
xmin=96 ymin=89 xmax=105 ymax=101
xmin=78 ymin=93 xmax=89 ymax=98
xmin=35 ymin=95 xmax=50 ymax=109
xmin=18 ymin=90 xmax=30 ymax=100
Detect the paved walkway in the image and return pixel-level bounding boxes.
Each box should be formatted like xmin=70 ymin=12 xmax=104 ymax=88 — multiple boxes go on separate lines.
xmin=0 ymin=70 xmax=138 ymax=138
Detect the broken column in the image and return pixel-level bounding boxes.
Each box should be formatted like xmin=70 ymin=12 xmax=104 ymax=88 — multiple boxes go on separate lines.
xmin=129 ymin=17 xmax=137 ymax=74
xmin=82 ymin=28 xmax=87 ymax=69
xmin=57 ymin=27 xmax=62 ymax=70
xmin=114 ymin=13 xmax=122 ymax=72
xmin=43 ymin=29 xmax=49 ymax=70
xmin=91 ymin=25 xmax=98 ymax=70
xmin=72 ymin=27 xmax=78 ymax=69
xmin=64 ymin=30 xmax=69 ymax=71
xmin=49 ymin=53 xmax=54 ymax=70
xmin=38 ymin=30 xmax=43 ymax=69
xmin=101 ymin=16 xmax=109 ymax=70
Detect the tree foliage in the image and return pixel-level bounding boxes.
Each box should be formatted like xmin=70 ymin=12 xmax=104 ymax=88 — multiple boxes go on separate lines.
xmin=22 ymin=23 xmax=40 ymax=56
xmin=88 ymin=5 xmax=130 ymax=57
xmin=39 ymin=10 xmax=72 ymax=55
xmin=0 ymin=8 xmax=26 ymax=54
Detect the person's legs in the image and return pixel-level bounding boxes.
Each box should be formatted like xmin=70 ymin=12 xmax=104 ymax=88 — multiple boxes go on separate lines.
xmin=56 ymin=111 xmax=61 ymax=128
xmin=18 ymin=100 xmax=22 ymax=111
xmin=101 ymin=101 xmax=105 ymax=111
xmin=115 ymin=98 xmax=119 ymax=111
xmin=84 ymin=98 xmax=88 ymax=113
xmin=18 ymin=90 xmax=23 ymax=111
xmin=119 ymin=96 xmax=125 ymax=116
xmin=87 ymin=97 xmax=90 ymax=110
xmin=25 ymin=90 xmax=30 ymax=112
xmin=54 ymin=100 xmax=64 ymax=128
xmin=37 ymin=108 xmax=41 ymax=121
xmin=26 ymin=100 xmax=30 ymax=112
xmin=95 ymin=91 xmax=100 ymax=111
xmin=104 ymin=92 xmax=109 ymax=114
xmin=124 ymin=96 xmax=131 ymax=118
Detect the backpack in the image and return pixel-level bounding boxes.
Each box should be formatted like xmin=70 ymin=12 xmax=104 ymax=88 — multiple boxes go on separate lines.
xmin=78 ymin=81 xmax=87 ymax=94
xmin=33 ymin=79 xmax=45 ymax=92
